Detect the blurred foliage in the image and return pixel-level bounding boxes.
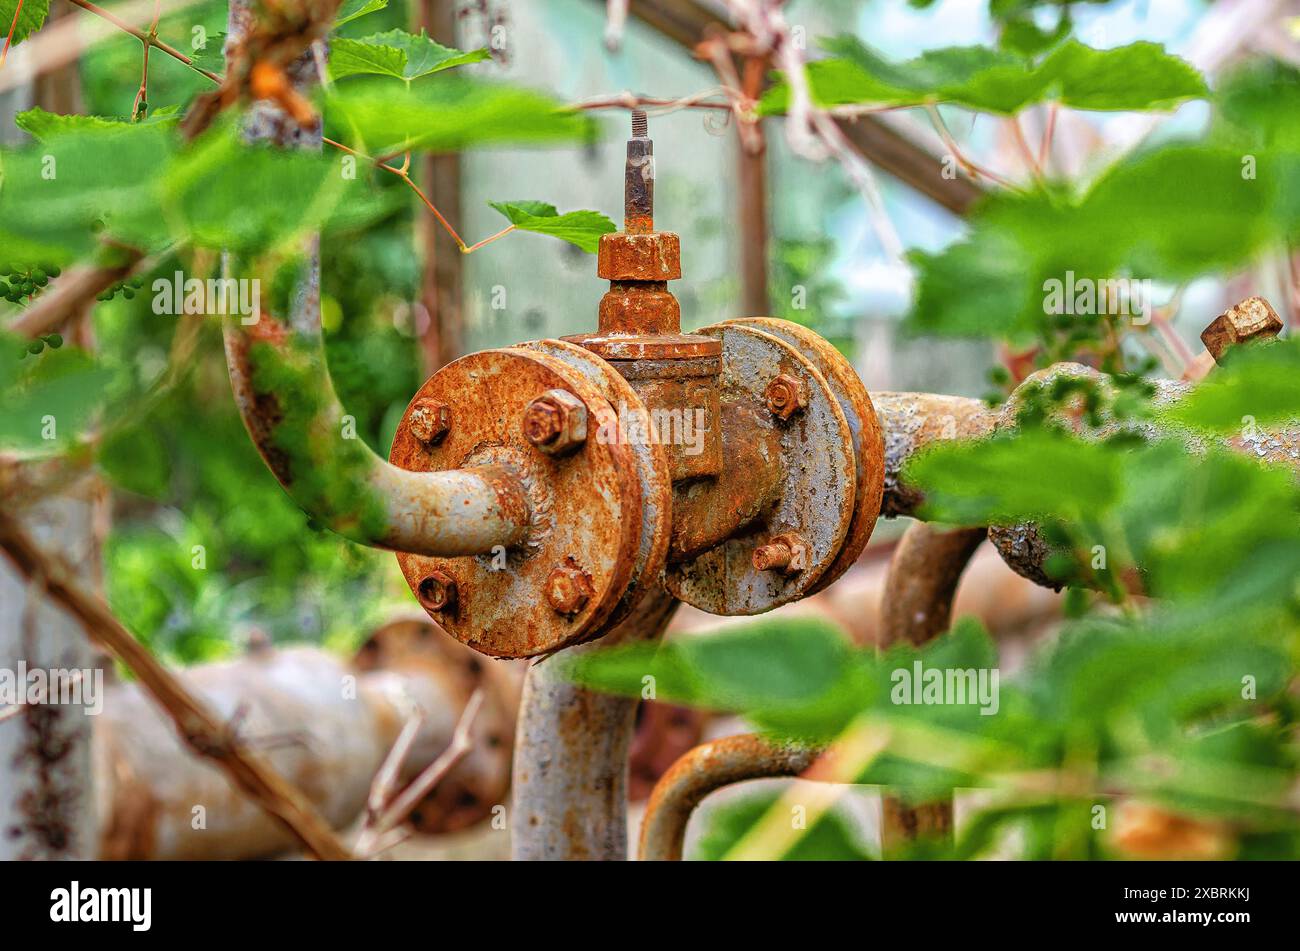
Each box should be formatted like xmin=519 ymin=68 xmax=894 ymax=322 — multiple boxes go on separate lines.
xmin=573 ymin=28 xmax=1300 ymax=860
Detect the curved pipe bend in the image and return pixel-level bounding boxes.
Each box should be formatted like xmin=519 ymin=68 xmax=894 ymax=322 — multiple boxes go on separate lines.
xmin=639 ymin=733 xmax=818 ymax=861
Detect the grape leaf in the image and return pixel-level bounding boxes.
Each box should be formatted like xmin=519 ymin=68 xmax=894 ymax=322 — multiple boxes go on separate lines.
xmin=163 ymin=122 xmax=397 ymax=254
xmin=16 ymin=107 xmax=178 ymax=140
xmin=0 ymin=0 xmax=50 ymax=47
xmin=329 ymin=29 xmax=489 ymax=81
xmin=333 ymin=0 xmax=387 ymax=28
xmin=759 ymin=38 xmax=1206 ymax=116
xmin=189 ymin=32 xmax=227 ymax=75
xmin=488 ymin=200 xmax=615 ymax=253
xmin=324 ymin=77 xmax=597 ymax=154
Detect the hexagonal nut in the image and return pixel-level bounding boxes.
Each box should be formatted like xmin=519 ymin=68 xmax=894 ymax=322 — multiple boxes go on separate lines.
xmin=1201 ymin=296 xmax=1283 ymax=364
xmin=523 ymin=389 xmax=588 ymax=455
xmin=409 ymin=398 xmax=452 ymax=445
xmin=544 ymin=564 xmax=593 ymax=616
xmin=764 ymin=374 xmax=809 ymax=421
xmin=417 ymin=570 xmax=458 ymax=613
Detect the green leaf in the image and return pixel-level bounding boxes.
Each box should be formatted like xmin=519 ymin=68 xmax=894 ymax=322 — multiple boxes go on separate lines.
xmin=488 ymin=200 xmax=615 ymax=253
xmin=906 ymin=146 xmax=1290 ymax=341
xmin=162 ymin=121 xmax=396 ymax=254
xmin=334 ymin=0 xmax=387 ymax=28
xmin=0 ymin=122 xmax=176 ymax=260
xmin=15 ymin=107 xmax=178 ymax=140
xmin=324 ymin=77 xmax=598 ymax=154
xmin=691 ymin=791 xmax=873 ymax=861
xmin=1165 ymin=338 xmax=1300 ymax=433
xmin=565 ymin=615 xmax=867 ymax=741
xmin=905 ymin=429 xmax=1122 ymax=525
xmin=0 ymin=0 xmax=50 ymax=47
xmin=759 ymin=38 xmax=1205 ymax=116
xmin=329 ymin=29 xmax=489 ymax=81
xmin=1214 ymin=58 xmax=1300 ymax=152
xmin=189 ymin=32 xmax=227 ymax=75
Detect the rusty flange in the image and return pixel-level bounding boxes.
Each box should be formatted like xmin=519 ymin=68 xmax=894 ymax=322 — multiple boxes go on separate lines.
xmin=665 ymin=323 xmax=856 ymax=614
xmin=520 ymin=338 xmax=672 ymax=627
xmin=390 ymin=347 xmax=643 ymax=658
xmin=723 ymin=318 xmax=885 ymax=593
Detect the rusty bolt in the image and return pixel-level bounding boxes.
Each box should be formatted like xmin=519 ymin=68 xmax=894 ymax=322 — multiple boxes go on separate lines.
xmin=1200 ymin=296 xmax=1283 ymax=364
xmin=523 ymin=389 xmax=588 ymax=456
xmin=764 ymin=374 xmax=808 ymax=421
xmin=409 ymin=398 xmax=452 ymax=445
xmin=417 ymin=570 xmax=458 ymax=613
xmin=544 ymin=563 xmax=592 ymax=616
xmin=752 ymin=533 xmax=808 ymax=575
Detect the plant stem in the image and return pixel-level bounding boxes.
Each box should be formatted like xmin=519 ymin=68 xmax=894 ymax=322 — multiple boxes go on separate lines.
xmin=66 ymin=0 xmax=221 ymax=83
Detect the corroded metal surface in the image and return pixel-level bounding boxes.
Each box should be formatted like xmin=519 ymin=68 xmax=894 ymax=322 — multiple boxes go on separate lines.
xmin=727 ymin=317 xmax=886 ymax=593
xmin=522 ymin=339 xmax=673 ymax=629
xmin=666 ymin=323 xmax=855 ymax=614
xmin=511 ymin=588 xmax=679 ymax=861
xmin=1201 ymin=295 xmax=1283 ymax=363
xmin=639 ymin=733 xmax=818 ymax=861
xmin=878 ymin=522 xmax=985 ymax=851
xmin=224 ymin=318 xmax=531 ymax=558
xmin=872 ymin=391 xmax=996 ymax=519
xmin=391 ymin=347 xmax=643 ymax=658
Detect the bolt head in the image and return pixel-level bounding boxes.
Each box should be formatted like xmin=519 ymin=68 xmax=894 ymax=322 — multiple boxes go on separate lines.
xmin=544 ymin=564 xmax=592 ymax=615
xmin=417 ymin=570 xmax=458 ymax=613
xmin=1201 ymin=296 xmax=1283 ymax=364
xmin=409 ymin=398 xmax=452 ymax=445
xmin=764 ymin=374 xmax=808 ymax=421
xmin=523 ymin=389 xmax=588 ymax=455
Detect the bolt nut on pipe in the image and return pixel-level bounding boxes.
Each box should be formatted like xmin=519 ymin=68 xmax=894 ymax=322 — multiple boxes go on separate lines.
xmin=409 ymin=398 xmax=453 ymax=445
xmin=1200 ymin=296 xmax=1283 ymax=364
xmin=764 ymin=374 xmax=808 ymax=421
xmin=523 ymin=389 xmax=588 ymax=456
xmin=545 ymin=563 xmax=593 ymax=615
xmin=752 ymin=533 xmax=808 ymax=575
xmin=417 ymin=570 xmax=458 ymax=613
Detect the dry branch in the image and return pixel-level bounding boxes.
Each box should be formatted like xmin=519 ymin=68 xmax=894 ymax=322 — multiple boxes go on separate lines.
xmin=0 ymin=506 xmax=352 ymax=860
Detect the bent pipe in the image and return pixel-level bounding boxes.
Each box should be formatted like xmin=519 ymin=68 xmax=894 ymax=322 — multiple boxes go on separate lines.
xmin=218 ymin=9 xmax=529 ymax=559
xmin=511 ymin=588 xmax=679 ymax=860
xmin=639 ymin=733 xmax=819 ymax=861
xmin=878 ymin=521 xmax=986 ymax=852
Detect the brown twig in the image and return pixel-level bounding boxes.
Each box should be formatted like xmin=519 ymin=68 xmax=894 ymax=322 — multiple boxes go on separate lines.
xmin=66 ymin=0 xmax=221 ymax=83
xmin=356 ymin=689 xmax=484 ymax=858
xmin=0 ymin=507 xmax=352 ymax=861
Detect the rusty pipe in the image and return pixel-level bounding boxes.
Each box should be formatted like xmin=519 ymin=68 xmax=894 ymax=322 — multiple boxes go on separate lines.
xmin=639 ymin=733 xmax=818 ymax=861
xmin=510 ymin=588 xmax=679 ymax=860
xmin=873 ymin=392 xmax=997 ymax=519
xmin=878 ymin=522 xmax=986 ymax=852
xmin=219 ymin=8 xmax=529 ymax=559
xmin=224 ymin=320 xmax=530 ymax=557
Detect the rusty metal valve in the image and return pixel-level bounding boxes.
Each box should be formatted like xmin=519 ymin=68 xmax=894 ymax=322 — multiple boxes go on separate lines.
xmin=387 ymin=112 xmax=885 ymax=655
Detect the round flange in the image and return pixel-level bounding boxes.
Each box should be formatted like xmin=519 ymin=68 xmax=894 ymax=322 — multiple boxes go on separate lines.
xmin=665 ymin=323 xmax=856 ymax=614
xmin=724 ymin=317 xmax=884 ymax=593
xmin=390 ymin=347 xmax=642 ymax=658
xmin=521 ymin=338 xmax=672 ymax=626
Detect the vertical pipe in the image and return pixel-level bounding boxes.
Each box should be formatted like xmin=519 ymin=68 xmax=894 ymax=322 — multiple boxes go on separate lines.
xmin=878 ymin=521 xmax=986 ymax=852
xmin=736 ymin=128 xmax=769 ymax=317
xmin=510 ymin=589 xmax=678 ymax=860
xmin=416 ymin=0 xmax=464 ymax=371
